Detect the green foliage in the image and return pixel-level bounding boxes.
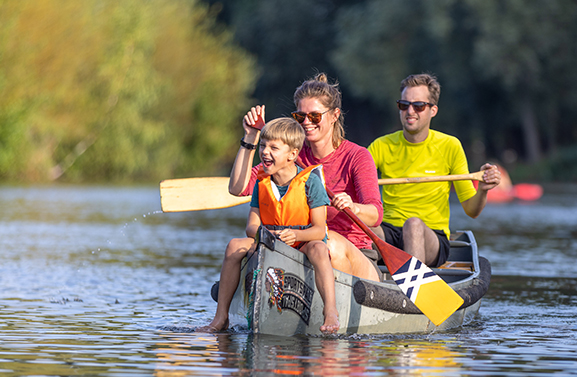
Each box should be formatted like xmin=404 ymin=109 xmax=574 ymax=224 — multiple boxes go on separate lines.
xmin=0 ymin=0 xmax=257 ymax=182
xmin=208 ymin=0 xmax=577 ymax=181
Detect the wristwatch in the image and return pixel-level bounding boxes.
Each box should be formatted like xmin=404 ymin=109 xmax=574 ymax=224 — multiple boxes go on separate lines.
xmin=240 ymin=138 xmax=257 ymax=150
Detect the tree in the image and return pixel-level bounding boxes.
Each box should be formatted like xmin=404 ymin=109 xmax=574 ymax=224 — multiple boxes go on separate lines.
xmin=0 ymin=0 xmax=258 ymax=182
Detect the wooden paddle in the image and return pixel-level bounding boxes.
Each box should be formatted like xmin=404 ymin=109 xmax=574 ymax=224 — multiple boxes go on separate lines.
xmin=324 ymin=186 xmax=464 ymax=326
xmin=160 ymin=177 xmax=250 ymax=212
xmin=378 ymin=170 xmax=484 ymax=185
xmin=159 ymin=171 xmax=486 ymax=212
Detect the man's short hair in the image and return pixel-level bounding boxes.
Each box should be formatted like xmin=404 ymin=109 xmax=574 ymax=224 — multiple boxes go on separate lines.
xmin=261 ymin=117 xmax=305 ymax=152
xmin=400 ymin=73 xmax=441 ymax=105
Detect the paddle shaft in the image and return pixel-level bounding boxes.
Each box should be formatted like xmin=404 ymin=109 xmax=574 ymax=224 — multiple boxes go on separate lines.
xmin=159 ymin=170 xmax=487 ymax=212
xmin=378 ymin=170 xmax=485 ymax=185
xmin=324 ymin=187 xmax=408 ymax=270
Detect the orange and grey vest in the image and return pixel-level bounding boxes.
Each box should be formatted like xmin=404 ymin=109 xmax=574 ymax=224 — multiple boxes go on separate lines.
xmin=258 ymin=165 xmax=326 ymax=242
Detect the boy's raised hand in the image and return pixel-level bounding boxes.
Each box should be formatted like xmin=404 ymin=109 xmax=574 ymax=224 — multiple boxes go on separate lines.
xmin=243 ymin=105 xmax=265 ymax=132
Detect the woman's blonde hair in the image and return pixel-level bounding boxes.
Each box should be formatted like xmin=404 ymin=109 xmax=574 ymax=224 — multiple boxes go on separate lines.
xmin=293 ymin=73 xmax=344 ymax=148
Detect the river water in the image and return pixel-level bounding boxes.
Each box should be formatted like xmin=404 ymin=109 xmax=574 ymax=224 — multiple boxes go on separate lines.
xmin=0 ymin=184 xmax=576 ymax=376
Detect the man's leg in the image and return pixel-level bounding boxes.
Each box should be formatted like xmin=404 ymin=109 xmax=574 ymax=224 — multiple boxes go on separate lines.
xmin=402 ymin=217 xmax=440 ymax=266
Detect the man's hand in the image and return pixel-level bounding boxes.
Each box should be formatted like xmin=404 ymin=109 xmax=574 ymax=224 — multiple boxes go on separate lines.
xmin=478 ymin=163 xmax=501 ymax=191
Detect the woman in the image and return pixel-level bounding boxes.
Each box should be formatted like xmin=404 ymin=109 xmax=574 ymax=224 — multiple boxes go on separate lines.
xmin=230 ymin=73 xmax=382 ymax=282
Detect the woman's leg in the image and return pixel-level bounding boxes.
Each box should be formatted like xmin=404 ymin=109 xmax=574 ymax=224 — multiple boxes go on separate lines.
xmin=327 ymin=231 xmax=379 ymax=282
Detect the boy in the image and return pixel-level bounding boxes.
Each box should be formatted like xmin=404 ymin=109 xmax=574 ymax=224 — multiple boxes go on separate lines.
xmin=197 ymin=117 xmax=340 ymax=334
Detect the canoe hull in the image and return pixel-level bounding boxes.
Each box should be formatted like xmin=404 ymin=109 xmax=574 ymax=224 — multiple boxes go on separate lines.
xmin=228 ymin=228 xmax=490 ymax=336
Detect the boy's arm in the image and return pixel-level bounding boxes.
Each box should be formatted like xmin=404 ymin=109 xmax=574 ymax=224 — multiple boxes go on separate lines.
xmin=229 ymin=106 xmax=264 ymax=196
xmin=276 ymin=206 xmax=327 ymax=246
xmin=245 ymin=207 xmax=262 ymax=239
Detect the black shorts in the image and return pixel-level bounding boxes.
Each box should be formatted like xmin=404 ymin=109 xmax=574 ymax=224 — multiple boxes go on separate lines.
xmin=360 ymin=248 xmax=384 ymax=281
xmin=377 ymin=222 xmax=450 ymax=268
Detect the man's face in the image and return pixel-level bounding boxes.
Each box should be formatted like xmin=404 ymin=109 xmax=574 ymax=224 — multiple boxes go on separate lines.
xmin=399 ymin=85 xmax=438 ymax=142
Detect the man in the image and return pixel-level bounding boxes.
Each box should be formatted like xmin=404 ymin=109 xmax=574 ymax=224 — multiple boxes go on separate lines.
xmin=368 ymin=73 xmax=501 ymax=267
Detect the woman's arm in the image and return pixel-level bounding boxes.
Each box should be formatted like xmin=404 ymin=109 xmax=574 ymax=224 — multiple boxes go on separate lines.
xmin=229 ymin=106 xmax=265 ymax=196
xmin=329 ymin=145 xmax=383 ymax=227
xmin=330 ymin=193 xmax=379 ymax=226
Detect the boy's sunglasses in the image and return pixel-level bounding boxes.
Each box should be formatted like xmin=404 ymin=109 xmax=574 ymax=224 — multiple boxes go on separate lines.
xmin=396 ymin=100 xmax=434 ymax=112
xmin=291 ymin=109 xmax=331 ymax=124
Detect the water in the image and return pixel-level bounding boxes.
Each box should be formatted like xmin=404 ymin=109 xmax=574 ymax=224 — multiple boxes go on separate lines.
xmin=0 ymin=184 xmax=576 ymax=376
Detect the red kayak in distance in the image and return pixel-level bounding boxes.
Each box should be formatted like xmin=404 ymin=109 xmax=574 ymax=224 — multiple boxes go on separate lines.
xmin=480 ymin=182 xmax=544 ymax=203
xmin=472 ymin=164 xmax=544 ymax=203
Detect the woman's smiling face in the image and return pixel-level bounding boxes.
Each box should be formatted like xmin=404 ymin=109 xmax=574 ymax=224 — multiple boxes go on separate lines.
xmin=296 ymin=97 xmax=339 ymax=145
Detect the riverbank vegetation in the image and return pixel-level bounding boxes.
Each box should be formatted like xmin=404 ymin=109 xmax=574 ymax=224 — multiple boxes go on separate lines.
xmin=1 ymin=0 xmax=576 ymax=183
xmin=0 ymin=0 xmax=257 ymax=182
xmin=210 ymin=0 xmax=577 ymax=183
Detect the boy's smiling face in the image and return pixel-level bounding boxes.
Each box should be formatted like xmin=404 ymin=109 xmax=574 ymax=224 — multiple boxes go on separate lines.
xmin=259 ymin=138 xmax=298 ymax=177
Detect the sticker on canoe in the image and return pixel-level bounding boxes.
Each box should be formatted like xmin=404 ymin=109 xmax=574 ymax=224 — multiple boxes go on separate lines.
xmin=265 ymin=267 xmax=314 ymax=325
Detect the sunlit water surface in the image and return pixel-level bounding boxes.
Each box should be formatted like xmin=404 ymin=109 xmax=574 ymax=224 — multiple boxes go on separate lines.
xmin=0 ymin=184 xmax=576 ymax=376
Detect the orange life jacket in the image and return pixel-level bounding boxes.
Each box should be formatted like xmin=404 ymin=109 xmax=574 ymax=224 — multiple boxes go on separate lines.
xmin=258 ymin=164 xmax=325 ymax=233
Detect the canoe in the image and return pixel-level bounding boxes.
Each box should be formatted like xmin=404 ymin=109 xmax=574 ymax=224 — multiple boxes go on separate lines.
xmin=219 ymin=227 xmax=491 ymax=336
xmin=486 ymin=183 xmax=544 ymax=203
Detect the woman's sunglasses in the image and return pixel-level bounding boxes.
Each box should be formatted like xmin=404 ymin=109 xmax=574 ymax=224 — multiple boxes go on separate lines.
xmin=291 ymin=109 xmax=331 ymax=124
xmin=396 ymin=100 xmax=435 ymax=112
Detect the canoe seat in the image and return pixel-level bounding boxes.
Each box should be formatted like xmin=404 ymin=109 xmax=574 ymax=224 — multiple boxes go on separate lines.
xmin=378 ymin=264 xmax=473 ymax=277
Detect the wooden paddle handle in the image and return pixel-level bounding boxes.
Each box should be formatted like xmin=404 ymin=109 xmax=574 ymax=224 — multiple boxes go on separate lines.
xmin=378 ymin=170 xmax=485 ymax=185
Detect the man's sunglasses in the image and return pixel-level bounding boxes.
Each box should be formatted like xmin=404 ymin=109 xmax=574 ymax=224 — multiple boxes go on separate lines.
xmin=396 ymin=100 xmax=435 ymax=112
xmin=291 ymin=109 xmax=331 ymax=124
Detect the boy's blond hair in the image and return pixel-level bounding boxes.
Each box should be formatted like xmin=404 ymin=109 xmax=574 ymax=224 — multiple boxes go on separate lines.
xmin=260 ymin=117 xmax=305 ymax=152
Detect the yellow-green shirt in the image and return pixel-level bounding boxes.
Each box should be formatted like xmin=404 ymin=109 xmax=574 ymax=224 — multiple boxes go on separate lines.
xmin=368 ymin=130 xmax=477 ymax=239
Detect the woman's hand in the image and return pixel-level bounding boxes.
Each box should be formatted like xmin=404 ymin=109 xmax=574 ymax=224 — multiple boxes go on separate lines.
xmin=331 ymin=192 xmax=357 ymax=214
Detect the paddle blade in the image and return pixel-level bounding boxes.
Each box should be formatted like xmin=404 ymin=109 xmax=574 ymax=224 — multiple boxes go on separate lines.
xmin=160 ymin=177 xmax=251 ymax=212
xmin=391 ymin=257 xmax=464 ymax=326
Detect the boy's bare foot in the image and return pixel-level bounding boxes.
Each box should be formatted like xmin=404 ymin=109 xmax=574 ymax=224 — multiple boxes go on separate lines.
xmin=320 ymin=312 xmax=340 ymax=334
xmin=195 ymin=318 xmax=229 ymax=333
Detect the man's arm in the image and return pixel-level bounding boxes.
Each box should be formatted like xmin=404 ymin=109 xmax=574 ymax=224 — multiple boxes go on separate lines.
xmin=461 ymin=163 xmax=501 ymax=218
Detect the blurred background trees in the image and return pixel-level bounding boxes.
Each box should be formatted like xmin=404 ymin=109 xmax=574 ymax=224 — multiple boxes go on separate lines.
xmin=0 ymin=0 xmax=575 ymax=182
xmin=0 ymin=0 xmax=256 ymax=182
xmin=210 ymin=0 xmax=577 ymax=182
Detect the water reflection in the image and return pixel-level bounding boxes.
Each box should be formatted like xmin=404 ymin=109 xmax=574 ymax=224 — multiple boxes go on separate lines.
xmin=0 ymin=185 xmax=576 ymax=375
xmin=151 ymin=332 xmax=468 ymax=376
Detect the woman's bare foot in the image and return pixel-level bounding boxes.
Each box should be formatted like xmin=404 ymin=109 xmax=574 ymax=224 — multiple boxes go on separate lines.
xmin=320 ymin=312 xmax=340 ymax=334
xmin=195 ymin=318 xmax=229 ymax=333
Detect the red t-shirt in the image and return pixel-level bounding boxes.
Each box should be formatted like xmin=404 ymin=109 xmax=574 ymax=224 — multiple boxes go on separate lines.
xmin=241 ymin=140 xmax=383 ymax=250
